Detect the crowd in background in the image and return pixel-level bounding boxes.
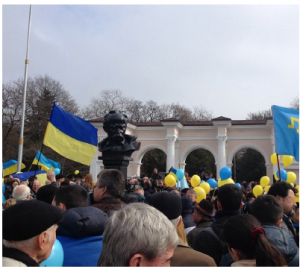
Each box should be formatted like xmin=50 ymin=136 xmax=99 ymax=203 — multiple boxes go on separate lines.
xmin=2 ymin=167 xmax=299 ymax=267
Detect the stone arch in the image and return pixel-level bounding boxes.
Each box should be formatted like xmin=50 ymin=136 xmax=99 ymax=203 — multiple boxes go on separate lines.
xmin=180 ymin=144 xmax=218 ymax=165
xmin=227 ymin=143 xmax=270 ymax=167
xmin=134 ymin=144 xmax=167 ymax=164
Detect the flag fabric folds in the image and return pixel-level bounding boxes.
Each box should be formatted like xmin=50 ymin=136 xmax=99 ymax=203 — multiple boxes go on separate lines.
xmin=3 ymin=160 xmax=26 ymax=176
xmin=272 ymin=105 xmax=299 ymax=162
xmin=32 ymin=150 xmax=61 ymax=171
xmin=11 ymin=170 xmax=47 ymax=182
xmin=43 ymin=103 xmax=98 ymax=166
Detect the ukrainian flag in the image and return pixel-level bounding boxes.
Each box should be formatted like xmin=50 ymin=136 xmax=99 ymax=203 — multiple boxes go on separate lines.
xmin=32 ymin=150 xmax=61 ymax=171
xmin=3 ymin=160 xmax=26 ymax=176
xmin=272 ymin=105 xmax=299 ymax=162
xmin=43 ymin=103 xmax=98 ymax=166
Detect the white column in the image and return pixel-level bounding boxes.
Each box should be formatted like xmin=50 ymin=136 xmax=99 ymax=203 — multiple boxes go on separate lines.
xmin=89 ymin=152 xmax=99 ymax=183
xmin=217 ymin=135 xmax=227 ymax=178
xmin=270 ymin=133 xmax=277 ymax=175
xmin=166 ymin=135 xmax=177 ymax=171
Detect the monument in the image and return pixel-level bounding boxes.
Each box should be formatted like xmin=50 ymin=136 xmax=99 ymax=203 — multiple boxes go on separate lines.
xmin=98 ymin=110 xmax=141 ymax=179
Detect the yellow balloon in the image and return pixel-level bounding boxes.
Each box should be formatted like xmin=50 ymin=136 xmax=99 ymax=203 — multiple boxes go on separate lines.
xmin=264 ymin=185 xmax=270 ymax=193
xmin=270 ymin=153 xmax=279 ymax=165
xmin=165 ymin=174 xmax=176 ymax=187
xmin=274 ymin=172 xmax=279 ymax=181
xmin=253 ymin=185 xmax=263 ymax=198
xmin=289 ymin=183 xmax=294 ymax=187
xmin=286 ymin=172 xmax=297 ymax=183
xmin=295 ymin=185 xmax=299 ymax=193
xmin=296 ymin=196 xmax=299 ymax=203
xmin=191 ymin=175 xmax=201 ymax=187
xmin=260 ymin=176 xmax=270 ymax=188
xmin=282 ymin=155 xmax=293 ymax=167
xmin=74 ymin=170 xmax=80 ymax=175
xmin=194 ymin=186 xmax=206 ymax=203
xmin=218 ymin=178 xmax=234 ymax=187
xmin=200 ymin=182 xmax=210 ymax=194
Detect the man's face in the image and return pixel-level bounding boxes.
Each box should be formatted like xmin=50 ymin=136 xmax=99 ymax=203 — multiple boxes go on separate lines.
xmin=32 ymin=180 xmax=41 ymax=192
xmin=187 ymin=191 xmax=196 ymax=203
xmin=153 ymin=168 xmax=158 ymax=174
xmin=107 ymin=122 xmax=126 ymax=145
xmin=280 ymin=189 xmax=297 ymax=217
xmin=192 ymin=208 xmax=202 ymax=224
xmin=141 ymin=248 xmax=174 ymax=267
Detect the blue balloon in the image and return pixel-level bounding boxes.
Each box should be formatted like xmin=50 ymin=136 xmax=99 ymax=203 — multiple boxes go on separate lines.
xmin=53 ymin=168 xmax=60 ymax=176
xmin=176 ymin=169 xmax=184 ymax=181
xmin=40 ymin=239 xmax=64 ymax=267
xmin=207 ymin=178 xmax=218 ymax=188
xmin=220 ymin=167 xmax=232 ymax=180
xmin=235 ymin=183 xmax=241 ymax=189
xmin=276 ymin=169 xmax=287 ymax=181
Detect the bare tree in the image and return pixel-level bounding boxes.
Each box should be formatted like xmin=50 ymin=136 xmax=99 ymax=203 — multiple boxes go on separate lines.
xmin=192 ymin=106 xmax=213 ymax=120
xmin=246 ymin=109 xmax=272 ymax=120
xmin=290 ymin=96 xmax=299 ymax=110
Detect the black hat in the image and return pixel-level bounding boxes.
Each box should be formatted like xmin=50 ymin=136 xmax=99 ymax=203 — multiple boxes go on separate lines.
xmin=194 ymin=199 xmax=213 ymax=217
xmin=56 ymin=174 xmax=65 ymax=180
xmin=145 ymin=192 xmax=182 ymax=220
xmin=3 ymin=200 xmax=63 ymax=241
xmin=36 ymin=184 xmax=58 ymax=204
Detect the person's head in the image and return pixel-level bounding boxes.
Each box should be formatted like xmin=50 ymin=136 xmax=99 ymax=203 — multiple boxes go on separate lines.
xmin=153 ymin=168 xmax=158 ymax=174
xmin=250 ymin=194 xmax=283 ymax=226
xmin=292 ymin=203 xmax=299 ymax=224
xmin=3 ymin=200 xmax=63 ymax=264
xmin=52 ymin=185 xmax=88 ymax=211
xmin=32 ymin=179 xmax=41 ymax=193
xmin=186 ymin=189 xmax=196 ymax=203
xmin=28 ymin=176 xmax=37 ymax=189
xmin=9 ymin=179 xmax=19 ymax=191
xmin=45 ymin=179 xmax=51 ymax=185
xmin=55 ymin=174 xmax=65 ymax=184
xmin=103 ymin=110 xmax=128 ymax=145
xmin=133 ymin=185 xmax=144 ymax=196
xmin=84 ymin=173 xmax=94 ymax=189
xmin=60 ymin=178 xmax=70 ymax=187
xmin=246 ymin=192 xmax=256 ymax=202
xmin=223 ymin=214 xmax=286 ymax=266
xmin=268 ymin=181 xmax=297 ymax=217
xmin=192 ymin=199 xmax=213 ymax=224
xmin=36 ymin=184 xmax=58 ymax=204
xmin=129 ymin=178 xmax=139 ymax=185
xmin=143 ymin=177 xmax=152 ymax=188
xmin=94 ymin=169 xmax=125 ymax=202
xmin=12 ymin=185 xmax=31 ymax=201
xmin=158 ymin=179 xmax=164 ymax=187
xmin=2 ymin=198 xmax=17 ymax=209
xmin=217 ymin=184 xmax=243 ymax=211
xmin=98 ymin=203 xmax=178 ymax=266
xmin=75 ymin=177 xmax=82 ymax=185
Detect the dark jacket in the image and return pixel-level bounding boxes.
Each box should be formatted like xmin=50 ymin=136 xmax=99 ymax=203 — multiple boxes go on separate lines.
xmin=187 ymin=218 xmax=213 ymax=249
xmin=190 ymin=210 xmax=240 ymax=265
xmin=171 ymin=238 xmax=216 ymax=267
xmin=262 ymin=224 xmax=299 ymax=266
xmin=56 ymin=206 xmax=107 ymax=266
xmin=282 ymin=214 xmax=298 ymax=247
xmin=91 ymin=196 xmax=126 ymax=215
xmin=181 ymin=196 xmax=195 ymax=229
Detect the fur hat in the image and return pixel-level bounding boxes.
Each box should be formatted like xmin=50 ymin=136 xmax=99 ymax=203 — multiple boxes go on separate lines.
xmin=3 ymin=200 xmax=63 ymax=241
xmin=145 ymin=192 xmax=182 ymax=220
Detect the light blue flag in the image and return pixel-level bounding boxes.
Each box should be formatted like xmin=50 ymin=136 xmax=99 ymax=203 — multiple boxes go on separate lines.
xmin=272 ymin=105 xmax=299 ymax=162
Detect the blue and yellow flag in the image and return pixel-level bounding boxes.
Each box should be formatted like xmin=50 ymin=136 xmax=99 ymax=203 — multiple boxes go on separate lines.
xmin=43 ymin=103 xmax=98 ymax=166
xmin=11 ymin=170 xmax=47 ymax=182
xmin=32 ymin=150 xmax=61 ymax=171
xmin=272 ymin=105 xmax=299 ymax=162
xmin=3 ymin=160 xmax=26 ymax=176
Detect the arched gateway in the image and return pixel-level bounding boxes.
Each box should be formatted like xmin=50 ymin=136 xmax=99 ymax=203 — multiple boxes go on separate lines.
xmin=89 ymin=116 xmax=299 ymax=184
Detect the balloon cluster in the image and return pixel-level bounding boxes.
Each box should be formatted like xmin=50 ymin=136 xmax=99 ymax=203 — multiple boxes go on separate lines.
xmin=164 ymin=168 xmax=185 ymax=187
xmin=218 ymin=167 xmax=234 ymax=187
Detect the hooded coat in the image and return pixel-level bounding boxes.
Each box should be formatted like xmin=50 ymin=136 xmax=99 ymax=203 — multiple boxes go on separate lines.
xmin=56 ymin=206 xmax=108 ymax=267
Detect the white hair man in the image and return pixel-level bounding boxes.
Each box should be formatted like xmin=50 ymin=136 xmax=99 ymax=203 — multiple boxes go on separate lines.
xmin=12 ymin=185 xmax=31 ymax=202
xmin=3 ymin=200 xmax=63 ymax=266
xmin=98 ymin=203 xmax=179 ymax=266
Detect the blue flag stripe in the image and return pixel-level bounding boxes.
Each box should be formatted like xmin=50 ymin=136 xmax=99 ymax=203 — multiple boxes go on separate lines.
xmin=49 ymin=103 xmax=97 ymax=145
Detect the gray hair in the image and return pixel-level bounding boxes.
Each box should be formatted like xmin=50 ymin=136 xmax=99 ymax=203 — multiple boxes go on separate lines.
xmin=97 ymin=169 xmax=125 ymax=198
xmin=12 ymin=185 xmax=30 ymax=201
xmin=98 ymin=203 xmax=179 ymax=266
xmin=3 ymin=224 xmax=56 ymax=249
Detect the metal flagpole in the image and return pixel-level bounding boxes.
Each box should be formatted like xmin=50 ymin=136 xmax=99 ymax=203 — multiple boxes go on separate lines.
xmin=17 ymin=5 xmax=32 ymax=172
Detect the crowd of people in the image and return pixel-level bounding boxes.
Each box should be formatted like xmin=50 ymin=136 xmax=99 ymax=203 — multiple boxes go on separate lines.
xmin=2 ymin=167 xmax=299 ymax=267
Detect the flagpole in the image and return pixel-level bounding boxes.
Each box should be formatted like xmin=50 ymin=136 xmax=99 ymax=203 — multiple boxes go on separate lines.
xmin=276 ymin=153 xmax=281 ymax=182
xmin=17 ymin=5 xmax=32 ymax=172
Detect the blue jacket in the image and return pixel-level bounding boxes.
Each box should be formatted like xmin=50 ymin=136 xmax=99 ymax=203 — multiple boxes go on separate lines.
xmin=56 ymin=206 xmax=107 ymax=266
xmin=262 ymin=224 xmax=299 ymax=267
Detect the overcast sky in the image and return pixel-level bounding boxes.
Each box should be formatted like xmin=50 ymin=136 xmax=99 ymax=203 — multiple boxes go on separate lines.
xmin=2 ymin=4 xmax=299 ymax=120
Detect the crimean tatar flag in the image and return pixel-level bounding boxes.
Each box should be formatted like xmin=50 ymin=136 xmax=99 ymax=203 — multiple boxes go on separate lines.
xmin=32 ymin=150 xmax=61 ymax=171
xmin=43 ymin=103 xmax=98 ymax=166
xmin=272 ymin=105 xmax=299 ymax=162
xmin=3 ymin=160 xmax=26 ymax=176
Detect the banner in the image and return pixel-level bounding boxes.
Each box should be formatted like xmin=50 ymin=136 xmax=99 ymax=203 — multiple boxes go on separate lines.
xmin=3 ymin=160 xmax=26 ymax=176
